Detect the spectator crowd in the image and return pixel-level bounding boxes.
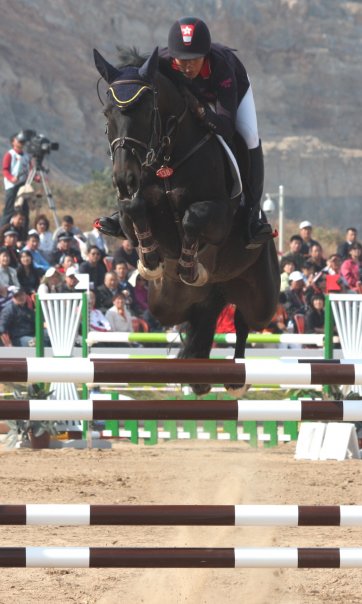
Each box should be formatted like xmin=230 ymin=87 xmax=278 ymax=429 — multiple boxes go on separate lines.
xmin=0 ymin=205 xmax=164 ymax=346
xmin=263 ymin=222 xmax=362 ymax=336
xmin=1 ymin=205 xmax=361 ymax=347
xmin=215 ymin=223 xmax=362 ymax=338
xmin=1 ymin=130 xmax=361 ymax=346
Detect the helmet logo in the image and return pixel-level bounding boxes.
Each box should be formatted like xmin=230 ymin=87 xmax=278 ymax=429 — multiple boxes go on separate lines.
xmin=180 ymin=24 xmax=195 ymax=45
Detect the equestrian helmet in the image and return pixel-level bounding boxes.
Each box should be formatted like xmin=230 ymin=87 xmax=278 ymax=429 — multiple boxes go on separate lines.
xmin=168 ymin=17 xmax=211 ymax=60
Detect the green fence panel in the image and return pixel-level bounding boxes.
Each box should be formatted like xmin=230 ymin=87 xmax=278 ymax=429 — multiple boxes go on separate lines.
xmin=203 ymin=420 xmax=218 ymax=440
xmin=143 ymin=420 xmax=159 ymax=445
xmin=124 ymin=420 xmax=139 ymax=444
xmin=262 ymin=421 xmax=278 ymax=448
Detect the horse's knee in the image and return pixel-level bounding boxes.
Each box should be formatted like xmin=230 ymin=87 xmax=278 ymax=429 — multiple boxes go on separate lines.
xmin=122 ymin=196 xmax=146 ymax=223
xmin=183 ymin=201 xmax=229 ymax=243
xmin=182 ymin=208 xmax=202 ymax=240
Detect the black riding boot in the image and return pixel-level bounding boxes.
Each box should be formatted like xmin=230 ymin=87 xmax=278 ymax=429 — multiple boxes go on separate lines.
xmin=93 ymin=211 xmax=125 ymax=238
xmin=245 ymin=140 xmax=273 ymax=249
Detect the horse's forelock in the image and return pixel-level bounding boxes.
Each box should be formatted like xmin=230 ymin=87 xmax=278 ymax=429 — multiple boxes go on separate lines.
xmin=116 ymin=46 xmax=147 ymax=68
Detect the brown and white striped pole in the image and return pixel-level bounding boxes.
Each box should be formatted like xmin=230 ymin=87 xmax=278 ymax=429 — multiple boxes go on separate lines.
xmin=0 ymin=358 xmax=362 ymax=385
xmin=1 ymin=504 xmax=362 ymax=526
xmin=0 ymin=547 xmax=361 ymax=568
xmin=0 ymin=399 xmax=361 ymax=421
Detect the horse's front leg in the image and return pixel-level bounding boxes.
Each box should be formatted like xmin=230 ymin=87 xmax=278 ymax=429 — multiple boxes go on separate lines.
xmin=177 ymin=236 xmax=207 ymax=286
xmin=225 ymin=308 xmax=250 ymax=398
xmin=123 ymin=196 xmax=164 ymax=280
xmin=179 ymin=292 xmax=225 ymax=396
xmin=178 ymin=200 xmax=232 ymax=286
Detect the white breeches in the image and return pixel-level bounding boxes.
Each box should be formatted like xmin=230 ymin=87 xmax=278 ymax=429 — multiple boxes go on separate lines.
xmin=235 ymin=84 xmax=259 ymax=150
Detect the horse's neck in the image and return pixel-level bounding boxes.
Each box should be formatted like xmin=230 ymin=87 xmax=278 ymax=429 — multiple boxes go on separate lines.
xmin=157 ymin=74 xmax=201 ymax=148
xmin=157 ymin=73 xmax=183 ymax=114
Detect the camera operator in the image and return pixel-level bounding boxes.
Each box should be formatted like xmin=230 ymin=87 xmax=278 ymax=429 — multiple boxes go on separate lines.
xmin=1 ymin=133 xmax=31 ymax=227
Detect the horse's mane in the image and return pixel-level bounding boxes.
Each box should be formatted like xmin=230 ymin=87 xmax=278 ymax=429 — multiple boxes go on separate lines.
xmin=115 ymin=45 xmax=185 ymax=90
xmin=116 ymin=46 xmax=147 ymax=68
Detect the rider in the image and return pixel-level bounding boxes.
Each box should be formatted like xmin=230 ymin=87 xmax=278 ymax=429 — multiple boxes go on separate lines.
xmin=96 ymin=17 xmax=272 ymax=248
xmin=159 ymin=16 xmax=273 ymax=247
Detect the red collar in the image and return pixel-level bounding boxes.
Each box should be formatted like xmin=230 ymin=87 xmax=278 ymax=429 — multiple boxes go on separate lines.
xmin=199 ymin=57 xmax=211 ymax=78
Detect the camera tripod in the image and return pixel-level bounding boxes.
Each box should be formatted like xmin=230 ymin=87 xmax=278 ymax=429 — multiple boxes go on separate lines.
xmin=24 ymin=159 xmax=60 ymax=228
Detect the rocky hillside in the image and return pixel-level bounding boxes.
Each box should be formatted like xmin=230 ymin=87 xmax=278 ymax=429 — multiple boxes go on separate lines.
xmin=1 ymin=0 xmax=361 ymax=228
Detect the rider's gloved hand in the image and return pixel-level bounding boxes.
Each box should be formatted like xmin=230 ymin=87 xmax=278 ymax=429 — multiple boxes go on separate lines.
xmin=181 ymin=87 xmax=206 ymax=120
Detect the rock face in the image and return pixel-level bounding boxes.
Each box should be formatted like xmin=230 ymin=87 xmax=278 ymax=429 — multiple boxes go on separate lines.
xmin=1 ymin=0 xmax=361 ymax=227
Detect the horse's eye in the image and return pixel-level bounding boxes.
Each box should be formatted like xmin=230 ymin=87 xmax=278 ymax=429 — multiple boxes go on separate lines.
xmin=105 ymin=124 xmax=108 ymax=135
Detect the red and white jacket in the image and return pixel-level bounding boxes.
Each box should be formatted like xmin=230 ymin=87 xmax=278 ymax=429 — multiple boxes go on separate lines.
xmin=2 ymin=148 xmax=31 ymax=190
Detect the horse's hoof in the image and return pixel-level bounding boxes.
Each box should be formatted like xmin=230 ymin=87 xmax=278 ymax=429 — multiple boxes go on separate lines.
xmin=192 ymin=383 xmax=212 ymax=396
xmin=179 ymin=263 xmax=208 ymax=287
xmin=225 ymin=384 xmax=251 ymax=398
xmin=137 ymin=260 xmax=164 ymax=281
xmin=93 ymin=214 xmax=125 ymax=238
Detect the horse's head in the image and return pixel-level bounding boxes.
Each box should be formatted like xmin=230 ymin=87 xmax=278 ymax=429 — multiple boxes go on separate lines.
xmin=94 ymin=47 xmax=167 ymax=199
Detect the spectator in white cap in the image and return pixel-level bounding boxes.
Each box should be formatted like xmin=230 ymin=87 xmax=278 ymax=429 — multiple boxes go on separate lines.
xmin=60 ymin=266 xmax=80 ymax=293
xmin=298 ymin=220 xmax=320 ymax=257
xmin=284 ymin=270 xmax=308 ymax=331
xmin=37 ymin=266 xmax=64 ymax=294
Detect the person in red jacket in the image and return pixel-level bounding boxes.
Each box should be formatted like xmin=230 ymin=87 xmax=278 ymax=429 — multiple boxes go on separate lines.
xmin=215 ymin=304 xmax=236 ymax=334
xmin=1 ymin=132 xmax=31 ymax=227
xmin=159 ymin=16 xmax=272 ymax=247
xmin=340 ymin=242 xmax=362 ymax=292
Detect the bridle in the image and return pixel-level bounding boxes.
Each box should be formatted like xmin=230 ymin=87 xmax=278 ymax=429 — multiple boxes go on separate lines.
xmin=107 ymin=79 xmax=188 ymax=172
xmin=105 ymin=75 xmax=214 ymax=241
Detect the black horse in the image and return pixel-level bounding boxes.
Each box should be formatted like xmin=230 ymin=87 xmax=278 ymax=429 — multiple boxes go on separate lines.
xmin=94 ymin=47 xmax=280 ymax=395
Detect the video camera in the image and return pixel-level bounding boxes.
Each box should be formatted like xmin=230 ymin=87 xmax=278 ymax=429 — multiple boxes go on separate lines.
xmin=21 ymin=129 xmax=59 ymax=163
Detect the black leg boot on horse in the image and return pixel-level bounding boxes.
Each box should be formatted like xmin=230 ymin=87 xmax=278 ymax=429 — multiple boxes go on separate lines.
xmin=245 ymin=140 xmax=274 ymax=250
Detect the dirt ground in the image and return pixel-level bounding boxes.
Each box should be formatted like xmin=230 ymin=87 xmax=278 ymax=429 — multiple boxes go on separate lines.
xmin=0 ymin=439 xmax=361 ymax=604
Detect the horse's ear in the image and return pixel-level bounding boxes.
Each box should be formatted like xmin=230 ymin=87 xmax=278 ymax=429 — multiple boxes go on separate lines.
xmin=138 ymin=47 xmax=159 ymax=82
xmin=93 ymin=48 xmax=120 ymax=84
